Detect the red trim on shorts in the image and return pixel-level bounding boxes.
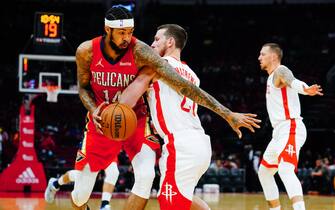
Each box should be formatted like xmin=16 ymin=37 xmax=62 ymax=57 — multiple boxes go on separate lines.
xmin=153 ymin=82 xmax=192 ymax=209
xmin=278 ymin=119 xmax=298 ymax=169
xmin=281 ymin=87 xmax=291 ymax=119
xmin=260 ymin=159 xmax=278 ymax=168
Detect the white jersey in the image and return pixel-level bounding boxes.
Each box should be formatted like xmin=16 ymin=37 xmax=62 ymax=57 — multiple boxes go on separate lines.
xmin=147 ymin=56 xmax=205 ymax=138
xmin=266 ymin=65 xmax=302 ymax=127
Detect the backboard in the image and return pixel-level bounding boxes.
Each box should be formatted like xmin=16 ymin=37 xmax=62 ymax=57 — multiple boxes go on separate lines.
xmin=18 ymin=54 xmax=78 ymax=97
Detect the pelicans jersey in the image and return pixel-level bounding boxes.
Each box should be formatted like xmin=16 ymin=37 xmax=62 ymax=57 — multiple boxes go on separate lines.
xmin=148 ymin=56 xmax=211 ymax=210
xmin=261 ymin=65 xmax=306 ymax=170
xmin=76 ymin=36 xmax=156 ymax=172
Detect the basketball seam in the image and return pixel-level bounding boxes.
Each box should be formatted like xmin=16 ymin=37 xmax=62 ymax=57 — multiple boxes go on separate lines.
xmin=120 ymin=104 xmax=126 ymax=139
xmin=111 ymin=103 xmax=118 ymax=139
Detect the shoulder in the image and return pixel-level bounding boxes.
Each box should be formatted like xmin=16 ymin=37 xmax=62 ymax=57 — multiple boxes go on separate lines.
xmin=133 ymin=39 xmax=150 ymax=53
xmin=132 ymin=39 xmax=162 ymax=68
xmin=278 ymin=65 xmax=289 ymax=70
xmin=76 ymin=40 xmax=92 ymax=55
xmin=273 ymin=65 xmax=292 ymax=77
xmin=76 ymin=40 xmax=93 ymax=63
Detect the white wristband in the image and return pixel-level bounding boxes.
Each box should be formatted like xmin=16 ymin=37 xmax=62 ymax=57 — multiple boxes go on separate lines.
xmin=291 ymin=79 xmax=308 ymax=95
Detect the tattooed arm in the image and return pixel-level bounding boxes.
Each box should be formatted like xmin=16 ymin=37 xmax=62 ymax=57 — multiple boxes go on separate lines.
xmin=76 ymin=40 xmax=105 ymax=133
xmin=273 ymin=65 xmax=323 ymax=96
xmin=76 ymin=40 xmax=96 ymax=113
xmin=133 ymin=40 xmax=260 ymax=138
xmin=272 ymin=65 xmax=295 ymax=88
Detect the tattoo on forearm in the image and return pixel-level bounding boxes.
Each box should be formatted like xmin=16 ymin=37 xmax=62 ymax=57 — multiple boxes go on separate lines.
xmin=133 ymin=41 xmax=233 ymax=120
xmin=79 ymin=87 xmax=96 ymax=114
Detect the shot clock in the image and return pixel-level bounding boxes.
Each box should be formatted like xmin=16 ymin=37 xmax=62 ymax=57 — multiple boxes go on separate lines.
xmin=34 ymin=12 xmax=63 ymax=44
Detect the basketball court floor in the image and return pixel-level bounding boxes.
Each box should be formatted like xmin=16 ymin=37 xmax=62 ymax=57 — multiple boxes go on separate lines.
xmin=0 ymin=192 xmax=334 ymax=210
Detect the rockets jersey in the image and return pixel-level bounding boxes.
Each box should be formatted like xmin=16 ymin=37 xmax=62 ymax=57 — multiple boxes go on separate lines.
xmin=90 ymin=35 xmax=140 ymax=106
xmin=266 ymin=65 xmax=302 ymax=127
xmin=147 ymin=56 xmax=205 ymax=138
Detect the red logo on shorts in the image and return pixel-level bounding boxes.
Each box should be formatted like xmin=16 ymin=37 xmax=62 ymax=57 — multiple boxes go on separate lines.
xmin=161 ymin=182 xmax=177 ymax=203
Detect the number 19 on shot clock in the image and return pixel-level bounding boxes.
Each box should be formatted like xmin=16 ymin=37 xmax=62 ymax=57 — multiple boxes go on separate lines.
xmin=34 ymin=12 xmax=63 ymax=44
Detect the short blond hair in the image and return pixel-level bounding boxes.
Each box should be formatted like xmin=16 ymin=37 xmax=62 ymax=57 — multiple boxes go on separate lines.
xmin=263 ymin=43 xmax=283 ymax=61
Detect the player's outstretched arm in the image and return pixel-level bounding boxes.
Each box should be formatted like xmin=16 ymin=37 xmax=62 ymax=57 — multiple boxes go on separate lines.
xmin=302 ymin=84 xmax=323 ymax=96
xmin=274 ymin=65 xmax=323 ymax=96
xmin=76 ymin=40 xmax=104 ymax=133
xmin=133 ymin=40 xmax=261 ymax=138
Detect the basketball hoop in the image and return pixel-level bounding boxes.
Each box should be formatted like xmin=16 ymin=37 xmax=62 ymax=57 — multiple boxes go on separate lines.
xmin=43 ymin=85 xmax=60 ymax=103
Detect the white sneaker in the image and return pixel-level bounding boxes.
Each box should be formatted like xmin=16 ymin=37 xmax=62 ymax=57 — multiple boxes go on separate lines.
xmin=44 ymin=177 xmax=59 ymax=203
xmin=100 ymin=204 xmax=111 ymax=210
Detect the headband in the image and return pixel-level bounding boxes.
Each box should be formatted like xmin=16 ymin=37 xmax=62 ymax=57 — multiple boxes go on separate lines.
xmin=104 ymin=18 xmax=134 ymax=28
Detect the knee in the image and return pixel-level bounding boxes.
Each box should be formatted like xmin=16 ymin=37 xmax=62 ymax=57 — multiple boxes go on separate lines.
xmin=134 ymin=167 xmax=155 ymax=184
xmin=104 ymin=170 xmax=119 ymax=185
xmin=277 ymin=162 xmax=295 ymax=179
xmin=258 ymin=165 xmax=268 ymax=178
xmin=104 ymin=163 xmax=119 ymax=185
xmin=67 ymin=170 xmax=79 ymax=182
xmin=258 ymin=165 xmax=278 ymax=181
xmin=71 ymin=190 xmax=90 ymax=207
xmin=132 ymin=167 xmax=155 ymax=198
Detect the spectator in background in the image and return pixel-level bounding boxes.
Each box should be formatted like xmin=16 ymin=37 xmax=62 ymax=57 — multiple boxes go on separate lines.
xmin=223 ymin=155 xmax=238 ymax=169
xmin=209 ymin=159 xmax=224 ymax=173
xmin=309 ymin=158 xmax=331 ymax=195
xmin=39 ymin=133 xmax=56 ymax=165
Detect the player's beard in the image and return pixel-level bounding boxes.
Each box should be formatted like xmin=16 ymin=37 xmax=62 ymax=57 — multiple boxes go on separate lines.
xmin=109 ymin=39 xmax=128 ymax=55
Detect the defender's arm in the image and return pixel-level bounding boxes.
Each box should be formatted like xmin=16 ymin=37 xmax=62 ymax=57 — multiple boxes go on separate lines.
xmin=273 ymin=66 xmax=323 ymax=96
xmin=133 ymin=40 xmax=261 ymax=138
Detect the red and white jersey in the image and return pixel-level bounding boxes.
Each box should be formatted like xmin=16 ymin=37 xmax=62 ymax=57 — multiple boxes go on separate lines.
xmin=147 ymin=56 xmax=205 ymax=138
xmin=90 ymin=36 xmax=141 ymax=106
xmin=266 ymin=65 xmax=302 ymax=127
xmin=87 ymin=36 xmax=145 ymax=134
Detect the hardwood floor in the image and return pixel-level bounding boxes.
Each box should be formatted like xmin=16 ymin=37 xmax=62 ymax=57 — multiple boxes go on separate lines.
xmin=0 ymin=192 xmax=334 ymax=210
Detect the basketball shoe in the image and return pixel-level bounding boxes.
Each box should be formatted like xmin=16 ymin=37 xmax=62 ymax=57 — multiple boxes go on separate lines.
xmin=44 ymin=177 xmax=59 ymax=203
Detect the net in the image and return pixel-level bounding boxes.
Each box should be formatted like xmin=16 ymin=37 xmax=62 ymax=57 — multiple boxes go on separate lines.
xmin=43 ymin=85 xmax=60 ymax=103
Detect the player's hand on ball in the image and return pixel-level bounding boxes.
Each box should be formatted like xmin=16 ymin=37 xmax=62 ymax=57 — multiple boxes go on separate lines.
xmin=227 ymin=113 xmax=261 ymax=139
xmin=92 ymin=102 xmax=108 ymax=134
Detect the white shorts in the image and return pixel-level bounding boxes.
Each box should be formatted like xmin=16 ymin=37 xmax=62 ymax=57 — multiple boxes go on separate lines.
xmin=261 ymin=119 xmax=306 ymax=169
xmin=157 ymin=130 xmax=211 ymax=208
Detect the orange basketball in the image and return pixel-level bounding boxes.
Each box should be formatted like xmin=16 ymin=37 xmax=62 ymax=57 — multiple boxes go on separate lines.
xmin=101 ymin=103 xmax=137 ymax=141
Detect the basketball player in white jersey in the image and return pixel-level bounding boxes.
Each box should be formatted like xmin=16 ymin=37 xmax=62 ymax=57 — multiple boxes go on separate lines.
xmin=120 ymin=24 xmax=261 ymax=210
xmin=257 ymin=43 xmax=323 ymax=210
